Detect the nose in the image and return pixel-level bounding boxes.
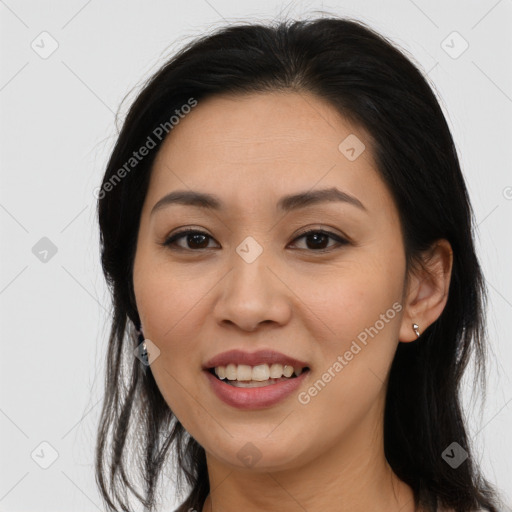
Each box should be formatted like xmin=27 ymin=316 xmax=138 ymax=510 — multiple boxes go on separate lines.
xmin=212 ymin=245 xmax=292 ymax=332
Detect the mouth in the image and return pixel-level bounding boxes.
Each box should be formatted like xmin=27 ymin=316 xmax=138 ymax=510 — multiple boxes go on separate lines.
xmin=203 ymin=363 xmax=311 ymax=409
xmin=202 ymin=349 xmax=311 ymax=392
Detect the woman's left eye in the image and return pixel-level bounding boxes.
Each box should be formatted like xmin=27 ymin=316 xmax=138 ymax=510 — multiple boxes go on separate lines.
xmin=162 ymin=229 xmax=348 ymax=252
xmin=291 ymin=229 xmax=348 ymax=251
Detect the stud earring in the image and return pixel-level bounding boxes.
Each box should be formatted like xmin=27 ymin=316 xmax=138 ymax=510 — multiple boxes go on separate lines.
xmin=137 ymin=324 xmax=145 ymax=344
xmin=412 ymin=323 xmax=420 ymax=338
xmin=136 ymin=324 xmax=149 ymax=367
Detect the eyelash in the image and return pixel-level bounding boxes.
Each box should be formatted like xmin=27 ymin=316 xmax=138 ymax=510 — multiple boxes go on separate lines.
xmin=161 ymin=228 xmax=349 ymax=253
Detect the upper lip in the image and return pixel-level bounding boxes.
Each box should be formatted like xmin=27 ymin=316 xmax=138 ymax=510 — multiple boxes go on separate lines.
xmin=203 ymin=349 xmax=309 ymax=370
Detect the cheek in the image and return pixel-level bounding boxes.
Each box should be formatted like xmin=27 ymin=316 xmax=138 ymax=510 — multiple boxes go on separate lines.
xmin=134 ymin=262 xmax=211 ymax=359
xmin=134 ymin=238 xmax=213 ymax=337
xmin=308 ymin=251 xmax=403 ymax=344
xmin=303 ymin=248 xmax=405 ymax=398
xmin=133 ymin=251 xmax=219 ymax=423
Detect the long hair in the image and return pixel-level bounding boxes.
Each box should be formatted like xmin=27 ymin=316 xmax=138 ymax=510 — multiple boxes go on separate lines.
xmin=95 ymin=16 xmax=503 ymax=512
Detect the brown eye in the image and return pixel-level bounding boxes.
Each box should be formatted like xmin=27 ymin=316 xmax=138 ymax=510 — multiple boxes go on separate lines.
xmin=290 ymin=229 xmax=348 ymax=251
xmin=163 ymin=230 xmax=217 ymax=250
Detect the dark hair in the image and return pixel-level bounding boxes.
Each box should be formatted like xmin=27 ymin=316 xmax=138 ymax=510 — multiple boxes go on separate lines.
xmin=95 ymin=15 xmax=503 ymax=512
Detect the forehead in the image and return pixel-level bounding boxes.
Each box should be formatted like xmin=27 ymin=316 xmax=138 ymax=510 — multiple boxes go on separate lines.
xmin=146 ymin=91 xmax=392 ymax=218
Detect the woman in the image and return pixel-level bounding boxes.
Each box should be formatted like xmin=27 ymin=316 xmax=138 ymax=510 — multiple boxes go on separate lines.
xmin=95 ymin=15 xmax=505 ymax=512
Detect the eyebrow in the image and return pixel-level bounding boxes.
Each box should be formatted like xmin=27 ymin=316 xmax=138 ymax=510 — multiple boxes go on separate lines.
xmin=150 ymin=187 xmax=367 ymax=216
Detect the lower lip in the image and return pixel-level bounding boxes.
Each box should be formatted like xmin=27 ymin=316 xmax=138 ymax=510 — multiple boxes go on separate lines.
xmin=204 ymin=369 xmax=310 ymax=410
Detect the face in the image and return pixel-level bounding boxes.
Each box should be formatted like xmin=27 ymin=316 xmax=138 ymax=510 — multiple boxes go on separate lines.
xmin=133 ymin=91 xmax=408 ymax=472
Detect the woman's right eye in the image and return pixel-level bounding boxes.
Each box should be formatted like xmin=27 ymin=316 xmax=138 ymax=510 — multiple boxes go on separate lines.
xmin=162 ymin=229 xmax=218 ymax=251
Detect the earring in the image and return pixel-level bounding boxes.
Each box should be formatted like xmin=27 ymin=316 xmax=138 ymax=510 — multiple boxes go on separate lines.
xmin=137 ymin=325 xmax=145 ymax=343
xmin=136 ymin=324 xmax=149 ymax=367
xmin=412 ymin=323 xmax=420 ymax=338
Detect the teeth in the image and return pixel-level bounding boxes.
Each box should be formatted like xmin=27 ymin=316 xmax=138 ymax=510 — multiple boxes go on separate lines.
xmin=213 ymin=363 xmax=305 ymax=381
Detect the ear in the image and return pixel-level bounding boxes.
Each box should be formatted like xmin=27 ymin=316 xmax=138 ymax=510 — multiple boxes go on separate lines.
xmin=398 ymin=239 xmax=453 ymax=342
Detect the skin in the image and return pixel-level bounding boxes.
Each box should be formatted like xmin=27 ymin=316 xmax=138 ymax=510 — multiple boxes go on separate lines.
xmin=132 ymin=91 xmax=453 ymax=512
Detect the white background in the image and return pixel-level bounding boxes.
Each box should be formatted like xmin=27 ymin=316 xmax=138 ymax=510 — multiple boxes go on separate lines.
xmin=0 ymin=1 xmax=511 ymax=511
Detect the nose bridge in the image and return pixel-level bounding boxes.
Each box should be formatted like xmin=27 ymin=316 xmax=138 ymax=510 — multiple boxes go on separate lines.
xmin=230 ymin=234 xmax=274 ymax=300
